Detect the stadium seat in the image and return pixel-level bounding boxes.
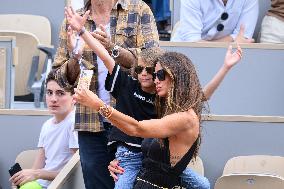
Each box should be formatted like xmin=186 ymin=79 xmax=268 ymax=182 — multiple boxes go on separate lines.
xmin=187 ymin=156 xmax=205 ymax=176
xmin=0 ymin=31 xmax=40 ymax=97
xmin=214 ymin=155 xmax=284 ymax=189
xmin=0 ymin=14 xmax=55 ymax=107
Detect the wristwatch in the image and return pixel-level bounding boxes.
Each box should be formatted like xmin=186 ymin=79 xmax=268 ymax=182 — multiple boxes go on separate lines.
xmin=111 ymin=45 xmax=120 ymax=58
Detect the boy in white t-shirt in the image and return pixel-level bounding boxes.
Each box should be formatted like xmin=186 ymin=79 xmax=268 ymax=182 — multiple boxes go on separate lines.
xmin=10 ymin=70 xmax=78 ymax=189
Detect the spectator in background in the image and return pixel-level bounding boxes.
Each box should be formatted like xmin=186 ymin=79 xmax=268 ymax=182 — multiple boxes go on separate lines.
xmin=143 ymin=0 xmax=171 ymax=37
xmin=260 ymin=0 xmax=284 ymax=43
xmin=171 ymin=0 xmax=259 ymax=43
xmin=53 ymin=0 xmax=159 ymax=188
xmin=9 ymin=70 xmax=78 ymax=189
xmin=152 ymin=0 xmax=171 ymax=34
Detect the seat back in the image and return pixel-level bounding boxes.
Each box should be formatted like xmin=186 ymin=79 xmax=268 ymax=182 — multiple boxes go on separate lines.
xmin=187 ymin=156 xmax=204 ymax=176
xmin=0 ymin=31 xmax=40 ymax=96
xmin=15 ymin=149 xmax=38 ymax=169
xmin=223 ymin=155 xmax=284 ymax=178
xmin=214 ymin=155 xmax=284 ymax=189
xmin=0 ymin=14 xmax=52 ymax=79
xmin=215 ymin=174 xmax=284 ymax=189
xmin=48 ymin=151 xmax=84 ymax=189
xmin=14 ymin=150 xmax=81 ymax=189
xmin=0 ymin=14 xmax=51 ymax=46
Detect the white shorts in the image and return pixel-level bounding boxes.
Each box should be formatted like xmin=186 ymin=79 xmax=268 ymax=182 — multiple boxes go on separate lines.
xmin=260 ymin=15 xmax=284 ymax=43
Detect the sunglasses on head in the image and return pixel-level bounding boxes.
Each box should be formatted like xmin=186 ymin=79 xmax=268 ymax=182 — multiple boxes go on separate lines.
xmin=134 ymin=65 xmax=155 ymax=75
xmin=153 ymin=69 xmax=166 ymax=81
xmin=217 ymin=12 xmax=229 ymax=32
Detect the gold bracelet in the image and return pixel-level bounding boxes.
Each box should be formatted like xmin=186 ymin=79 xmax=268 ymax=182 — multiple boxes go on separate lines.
xmin=98 ymin=103 xmax=113 ymax=119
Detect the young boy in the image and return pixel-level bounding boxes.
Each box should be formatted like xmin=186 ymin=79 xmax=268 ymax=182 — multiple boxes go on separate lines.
xmin=10 ymin=70 xmax=78 ymax=189
xmin=106 ymin=48 xmax=164 ymax=188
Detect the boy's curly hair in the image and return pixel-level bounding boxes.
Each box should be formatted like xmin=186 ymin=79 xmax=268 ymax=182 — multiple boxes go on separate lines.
xmin=131 ymin=47 xmax=165 ymax=78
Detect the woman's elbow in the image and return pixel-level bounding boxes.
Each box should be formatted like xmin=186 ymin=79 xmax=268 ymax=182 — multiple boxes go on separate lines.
xmin=127 ymin=122 xmax=145 ymax=137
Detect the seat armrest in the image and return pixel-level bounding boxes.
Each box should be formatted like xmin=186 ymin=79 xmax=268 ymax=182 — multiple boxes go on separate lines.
xmin=37 ymin=44 xmax=55 ymax=59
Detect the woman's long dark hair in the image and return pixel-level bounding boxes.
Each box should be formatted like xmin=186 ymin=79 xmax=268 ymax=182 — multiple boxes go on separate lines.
xmin=155 ymin=52 xmax=206 ymax=158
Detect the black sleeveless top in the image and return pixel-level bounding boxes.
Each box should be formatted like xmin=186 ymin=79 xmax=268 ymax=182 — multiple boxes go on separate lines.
xmin=134 ymin=138 xmax=198 ymax=189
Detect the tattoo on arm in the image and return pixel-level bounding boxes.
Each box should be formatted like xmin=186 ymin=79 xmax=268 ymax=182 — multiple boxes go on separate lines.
xmin=170 ymin=155 xmax=181 ymax=166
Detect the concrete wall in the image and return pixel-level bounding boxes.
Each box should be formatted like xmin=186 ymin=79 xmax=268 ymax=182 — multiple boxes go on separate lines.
xmin=0 ymin=0 xmax=66 ymax=48
xmin=54 ymin=120 xmax=284 ymax=189
xmin=2 ymin=114 xmax=284 ymax=189
xmin=0 ymin=41 xmax=283 ymax=188
xmin=201 ymin=121 xmax=284 ymax=188
xmin=161 ymin=43 xmax=284 ymax=116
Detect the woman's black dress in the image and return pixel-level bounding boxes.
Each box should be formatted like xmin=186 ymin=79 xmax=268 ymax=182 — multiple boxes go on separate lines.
xmin=134 ymin=138 xmax=197 ymax=189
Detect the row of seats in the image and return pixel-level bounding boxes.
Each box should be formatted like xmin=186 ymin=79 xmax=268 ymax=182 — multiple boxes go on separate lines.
xmin=0 ymin=14 xmax=55 ymax=107
xmin=13 ymin=149 xmax=204 ymax=188
xmin=14 ymin=149 xmax=284 ymax=189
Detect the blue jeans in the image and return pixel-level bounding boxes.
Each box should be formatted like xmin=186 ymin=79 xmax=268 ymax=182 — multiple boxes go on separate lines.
xmin=181 ymin=168 xmax=211 ymax=189
xmin=151 ymin=0 xmax=171 ymax=22
xmin=78 ymin=130 xmax=114 ymax=189
xmin=114 ymin=145 xmax=143 ymax=189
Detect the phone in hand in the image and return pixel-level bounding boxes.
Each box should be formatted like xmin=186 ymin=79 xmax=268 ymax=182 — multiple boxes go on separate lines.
xmin=9 ymin=163 xmax=22 ymax=189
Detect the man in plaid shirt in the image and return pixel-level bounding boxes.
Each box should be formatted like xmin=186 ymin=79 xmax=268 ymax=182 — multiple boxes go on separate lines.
xmin=53 ymin=0 xmax=159 ymax=188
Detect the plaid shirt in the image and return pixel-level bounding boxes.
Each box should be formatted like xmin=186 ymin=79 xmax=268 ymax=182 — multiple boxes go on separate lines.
xmin=53 ymin=0 xmax=159 ymax=132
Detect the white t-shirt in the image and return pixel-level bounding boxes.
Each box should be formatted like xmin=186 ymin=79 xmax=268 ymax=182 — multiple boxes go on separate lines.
xmin=71 ymin=0 xmax=84 ymax=10
xmin=171 ymin=0 xmax=259 ymax=42
xmin=97 ymin=23 xmax=111 ymax=122
xmin=37 ymin=110 xmax=78 ymax=188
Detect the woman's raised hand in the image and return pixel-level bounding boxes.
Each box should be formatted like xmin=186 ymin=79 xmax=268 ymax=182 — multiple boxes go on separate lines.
xmin=224 ymin=44 xmax=243 ymax=70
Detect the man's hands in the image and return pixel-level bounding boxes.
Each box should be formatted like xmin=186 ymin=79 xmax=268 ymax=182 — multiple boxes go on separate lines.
xmin=91 ymin=24 xmax=115 ymax=52
xmin=235 ymin=25 xmax=255 ymax=43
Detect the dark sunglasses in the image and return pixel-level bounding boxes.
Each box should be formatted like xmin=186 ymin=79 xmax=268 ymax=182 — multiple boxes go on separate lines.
xmin=153 ymin=69 xmax=166 ymax=81
xmin=217 ymin=12 xmax=229 ymax=32
xmin=134 ymin=65 xmax=155 ymax=75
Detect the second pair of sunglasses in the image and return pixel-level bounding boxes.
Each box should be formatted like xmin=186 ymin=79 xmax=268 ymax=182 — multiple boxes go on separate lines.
xmin=153 ymin=69 xmax=166 ymax=81
xmin=135 ymin=66 xmax=155 ymax=75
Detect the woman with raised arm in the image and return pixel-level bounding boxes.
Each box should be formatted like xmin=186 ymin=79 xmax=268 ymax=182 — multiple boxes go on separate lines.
xmin=65 ymin=6 xmax=243 ymax=188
